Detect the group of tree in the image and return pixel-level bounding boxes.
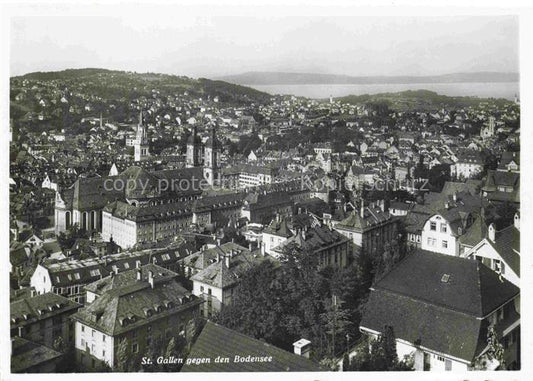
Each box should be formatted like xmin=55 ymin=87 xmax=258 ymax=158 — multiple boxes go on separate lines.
xmin=216 ymin=249 xmax=371 ymax=362
xmin=343 ymin=326 xmax=413 ymax=371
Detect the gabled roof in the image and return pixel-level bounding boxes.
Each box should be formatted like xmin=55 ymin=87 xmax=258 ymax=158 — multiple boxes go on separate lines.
xmin=182 ymin=321 xmax=322 ymax=372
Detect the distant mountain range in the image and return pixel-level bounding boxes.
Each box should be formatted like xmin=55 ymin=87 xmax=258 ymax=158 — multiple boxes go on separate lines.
xmin=216 ymin=71 xmax=519 ymax=85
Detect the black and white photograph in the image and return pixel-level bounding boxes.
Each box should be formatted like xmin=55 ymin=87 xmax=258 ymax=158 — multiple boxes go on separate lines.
xmin=1 ymin=1 xmax=531 ymax=379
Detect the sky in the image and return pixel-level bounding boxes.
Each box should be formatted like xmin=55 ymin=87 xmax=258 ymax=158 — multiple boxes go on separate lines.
xmin=9 ymin=5 xmax=519 ymax=78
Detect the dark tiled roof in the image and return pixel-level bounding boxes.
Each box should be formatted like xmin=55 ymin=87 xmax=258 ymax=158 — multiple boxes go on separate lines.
xmin=361 ymin=288 xmax=486 ymax=363
xmin=459 ymin=216 xmax=487 ymax=247
xmin=182 ymin=321 xmax=322 ymax=372
xmin=72 ymin=264 xmax=201 ymax=336
xmin=335 ymin=207 xmax=394 ymax=233
xmin=274 ymin=225 xmax=349 ymax=256
xmin=190 ymin=247 xmax=267 ymax=289
xmin=11 ymin=337 xmax=63 ymax=373
xmin=360 ymin=250 xmax=520 ymax=362
xmin=10 ymin=292 xmax=81 ymax=329
xmin=41 ymin=247 xmax=183 ymax=287
xmin=372 ymin=250 xmax=519 ymax=317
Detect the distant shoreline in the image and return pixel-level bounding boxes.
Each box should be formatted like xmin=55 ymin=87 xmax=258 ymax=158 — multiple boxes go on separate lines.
xmin=247 ymin=82 xmax=519 ymax=101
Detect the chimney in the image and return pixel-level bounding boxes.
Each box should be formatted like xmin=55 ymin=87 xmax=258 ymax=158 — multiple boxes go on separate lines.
xmin=114 ymin=267 xmax=119 ymax=275
xmin=453 ymin=192 xmax=457 ymax=202
xmin=148 ymin=270 xmax=154 ymax=289
xmin=225 ymin=255 xmax=230 ymax=268
xmin=293 ymin=339 xmax=311 ymax=358
xmin=360 ymin=199 xmax=365 ymax=218
xmin=261 ymin=242 xmax=266 ymax=256
xmin=514 ymin=213 xmax=520 ymax=230
xmin=136 ymin=267 xmax=142 ymax=281
xmin=248 ymin=242 xmax=253 ymax=251
xmin=18 ymin=326 xmax=23 ymax=338
xmin=30 ymin=289 xmax=36 ymax=298
xmin=216 ymin=252 xmax=220 ymax=262
xmin=488 ymin=223 xmax=496 ymax=242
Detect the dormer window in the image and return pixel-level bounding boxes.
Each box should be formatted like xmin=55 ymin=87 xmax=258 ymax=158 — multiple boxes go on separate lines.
xmin=441 ymin=274 xmax=450 ymax=283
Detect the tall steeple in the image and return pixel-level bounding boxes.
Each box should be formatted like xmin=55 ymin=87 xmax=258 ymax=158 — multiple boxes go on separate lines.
xmin=134 ymin=110 xmax=150 ymax=162
xmin=186 ymin=125 xmax=202 ymax=168
xmin=203 ymin=125 xmax=221 ymax=186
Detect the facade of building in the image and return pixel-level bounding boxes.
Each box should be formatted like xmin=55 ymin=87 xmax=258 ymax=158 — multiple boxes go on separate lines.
xmin=190 ymin=246 xmax=268 ymax=318
xmin=334 ymin=203 xmax=398 ymax=256
xmin=451 ymin=151 xmax=483 ymax=180
xmin=10 ymin=291 xmax=81 ymax=349
xmin=71 ymin=264 xmax=202 ymax=371
xmin=272 ymin=225 xmax=350 ymax=268
xmin=30 ymin=247 xmax=185 ymax=304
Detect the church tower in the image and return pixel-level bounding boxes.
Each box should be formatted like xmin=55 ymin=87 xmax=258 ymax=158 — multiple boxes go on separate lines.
xmin=186 ymin=125 xmax=203 ymax=167
xmin=203 ymin=126 xmax=221 ymax=186
xmin=134 ymin=110 xmax=150 ymax=162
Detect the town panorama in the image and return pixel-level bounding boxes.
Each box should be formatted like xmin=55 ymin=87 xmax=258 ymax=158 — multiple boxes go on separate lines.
xmin=9 ymin=68 xmax=520 ymax=373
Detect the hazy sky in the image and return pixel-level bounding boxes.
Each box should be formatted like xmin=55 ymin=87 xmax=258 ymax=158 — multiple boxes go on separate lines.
xmin=10 ymin=7 xmax=519 ymax=78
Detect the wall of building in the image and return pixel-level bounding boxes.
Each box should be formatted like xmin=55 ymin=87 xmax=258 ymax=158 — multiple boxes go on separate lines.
xmin=421 ymin=215 xmax=458 ymax=256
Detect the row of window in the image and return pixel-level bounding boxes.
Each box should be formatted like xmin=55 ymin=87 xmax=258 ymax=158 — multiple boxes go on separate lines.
xmin=427 ymin=237 xmax=448 ymax=249
xmin=429 ymin=222 xmax=447 ymax=233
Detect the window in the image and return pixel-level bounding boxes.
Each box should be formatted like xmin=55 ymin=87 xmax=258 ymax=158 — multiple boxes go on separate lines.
xmin=74 ymin=273 xmax=81 ymax=280
xmin=132 ymin=343 xmax=139 ymax=353
xmin=102 ymin=350 xmax=106 ymax=357
xmin=81 ymin=325 xmax=85 ymax=332
xmin=430 ymin=222 xmax=437 ymax=231
xmin=102 ymin=334 xmax=106 ymax=342
xmin=200 ymin=286 xmax=204 ymax=293
xmin=92 ymin=329 xmax=95 ymax=337
xmin=208 ymin=288 xmax=212 ymax=295
xmin=437 ymin=356 xmax=445 ymax=362
xmin=81 ymin=338 xmax=86 ymax=347
xmin=442 ymin=240 xmax=448 ymax=249
xmin=440 ymin=224 xmax=447 ymax=233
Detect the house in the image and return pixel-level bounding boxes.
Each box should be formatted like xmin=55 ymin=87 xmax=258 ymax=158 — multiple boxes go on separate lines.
xmin=497 ymin=152 xmax=519 ymax=173
xmin=450 ymin=151 xmax=483 ymax=180
xmin=481 ymin=170 xmax=520 ymax=205
xmin=10 ymin=291 xmax=81 ymax=349
xmin=181 ymin=321 xmax=322 ymax=372
xmin=30 ymin=247 xmax=185 ymax=304
xmin=360 ymin=250 xmax=520 ymax=371
xmin=463 ymin=213 xmax=520 ymax=287
xmin=71 ymin=263 xmax=202 ymax=371
xmin=272 ymin=225 xmax=350 ymax=268
xmin=261 ymin=213 xmax=315 ymax=256
xmin=191 ymin=246 xmax=270 ymax=318
xmin=41 ymin=173 xmax=59 ymax=192
xmin=333 ymin=202 xmax=397 ymax=257
xmin=420 ymin=193 xmax=480 ymax=256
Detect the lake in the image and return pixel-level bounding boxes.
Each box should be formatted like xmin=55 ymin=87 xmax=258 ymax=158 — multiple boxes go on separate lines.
xmin=249 ymin=82 xmax=519 ymax=100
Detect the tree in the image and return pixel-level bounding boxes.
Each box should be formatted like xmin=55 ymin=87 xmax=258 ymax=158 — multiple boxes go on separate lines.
xmin=53 ymin=336 xmax=66 ymax=353
xmin=116 ymin=338 xmax=129 ymax=372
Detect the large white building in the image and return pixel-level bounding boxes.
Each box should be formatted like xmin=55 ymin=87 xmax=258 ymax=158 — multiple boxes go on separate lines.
xmin=71 ymin=264 xmax=202 ymax=371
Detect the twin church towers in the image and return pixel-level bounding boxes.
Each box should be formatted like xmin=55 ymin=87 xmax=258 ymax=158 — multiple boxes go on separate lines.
xmin=134 ymin=111 xmax=221 ymax=186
